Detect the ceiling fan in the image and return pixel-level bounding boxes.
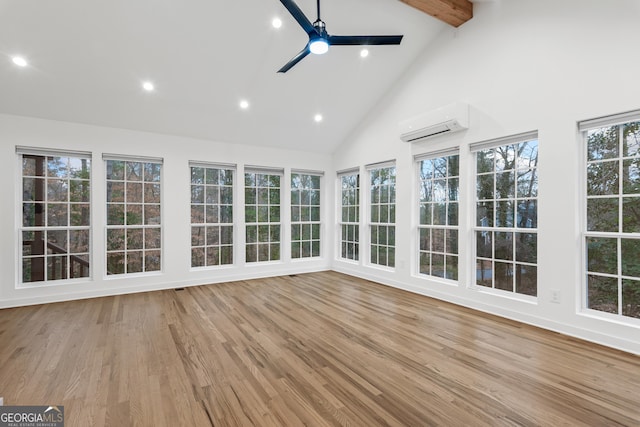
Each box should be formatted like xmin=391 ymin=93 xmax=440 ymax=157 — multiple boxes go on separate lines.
xmin=277 ymin=0 xmax=404 ymax=73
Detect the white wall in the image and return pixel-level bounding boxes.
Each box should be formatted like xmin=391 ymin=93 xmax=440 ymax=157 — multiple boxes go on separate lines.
xmin=332 ymin=0 xmax=640 ymax=354
xmin=0 ymin=114 xmax=333 ymax=308
xmin=2 ymin=0 xmax=639 ymax=355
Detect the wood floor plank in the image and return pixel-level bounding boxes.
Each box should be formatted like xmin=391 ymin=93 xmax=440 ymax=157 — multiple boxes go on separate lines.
xmin=0 ymin=271 xmax=639 ymax=426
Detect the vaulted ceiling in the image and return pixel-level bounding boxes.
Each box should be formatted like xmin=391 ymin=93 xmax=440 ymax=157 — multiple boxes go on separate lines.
xmin=0 ymin=0 xmax=473 ymax=154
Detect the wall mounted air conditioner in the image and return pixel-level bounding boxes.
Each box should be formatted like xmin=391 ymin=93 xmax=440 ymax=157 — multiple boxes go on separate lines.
xmin=399 ymin=102 xmax=469 ymax=143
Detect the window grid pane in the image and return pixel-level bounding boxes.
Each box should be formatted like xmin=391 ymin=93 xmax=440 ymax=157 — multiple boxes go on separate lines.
xmin=291 ymin=173 xmax=321 ymax=259
xmin=418 ymin=155 xmax=459 ymax=281
xmin=21 ymin=154 xmax=91 ymax=283
xmin=190 ymin=166 xmax=234 ymax=267
xmin=370 ymin=166 xmax=396 ymax=267
xmin=245 ymin=172 xmax=281 ymax=263
xmin=475 ymin=140 xmax=538 ymax=296
xmin=585 ymin=121 xmax=640 ymax=319
xmin=339 ymin=173 xmax=359 ymax=261
xmin=106 ymin=160 xmax=161 ymax=275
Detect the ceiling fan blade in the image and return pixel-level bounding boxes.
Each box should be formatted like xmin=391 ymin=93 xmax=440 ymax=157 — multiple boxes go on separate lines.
xmin=277 ymin=46 xmax=311 ymax=73
xmin=328 ymin=35 xmax=404 ymax=46
xmin=279 ymin=0 xmax=317 ymax=35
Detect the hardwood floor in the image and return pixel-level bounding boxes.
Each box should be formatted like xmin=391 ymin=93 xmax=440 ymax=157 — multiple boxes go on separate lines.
xmin=0 ymin=271 xmax=639 ymax=426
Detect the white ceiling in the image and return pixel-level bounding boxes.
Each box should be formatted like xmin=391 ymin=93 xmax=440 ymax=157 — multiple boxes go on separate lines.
xmin=0 ymin=0 xmax=446 ymax=154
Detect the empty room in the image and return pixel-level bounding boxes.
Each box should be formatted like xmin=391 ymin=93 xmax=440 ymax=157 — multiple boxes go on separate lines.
xmin=1 ymin=0 xmax=639 ymax=425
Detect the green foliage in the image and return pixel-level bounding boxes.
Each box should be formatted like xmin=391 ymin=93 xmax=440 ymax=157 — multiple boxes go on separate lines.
xmin=621 ymin=239 xmax=640 ymax=277
xmin=588 ymin=275 xmax=618 ymax=314
xmin=622 ymin=279 xmax=640 ymax=318
xmin=587 ymin=237 xmax=617 ymax=274
xmin=587 ymin=161 xmax=619 ymax=196
xmin=107 ymin=253 xmax=124 ymax=275
xmin=623 ymin=198 xmax=640 ymax=232
xmin=588 ymin=126 xmax=619 ymax=161
xmin=587 ymin=198 xmax=618 ymax=232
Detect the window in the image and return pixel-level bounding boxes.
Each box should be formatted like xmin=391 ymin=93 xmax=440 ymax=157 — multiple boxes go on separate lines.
xmin=105 ymin=156 xmax=162 ymax=275
xmin=291 ymin=171 xmax=322 ymax=258
xmin=472 ymin=133 xmax=538 ymax=297
xmin=245 ymin=168 xmax=282 ymax=262
xmin=582 ymin=111 xmax=640 ymax=319
xmin=190 ymin=163 xmax=234 ymax=268
xmin=19 ymin=148 xmax=91 ymax=284
xmin=417 ymin=151 xmax=459 ymax=280
xmin=368 ymin=162 xmax=396 ymax=267
xmin=339 ymin=170 xmax=360 ymax=261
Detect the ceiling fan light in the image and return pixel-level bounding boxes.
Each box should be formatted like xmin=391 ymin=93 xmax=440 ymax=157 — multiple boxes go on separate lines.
xmin=309 ymin=38 xmax=329 ymax=55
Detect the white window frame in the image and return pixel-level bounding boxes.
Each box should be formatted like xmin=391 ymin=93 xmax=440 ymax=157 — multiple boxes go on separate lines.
xmin=366 ymin=160 xmax=396 ymax=269
xmin=337 ymin=167 xmax=360 ymax=262
xmin=580 ymin=109 xmax=640 ymax=322
xmin=415 ymin=148 xmax=460 ymax=282
xmin=291 ymin=169 xmax=323 ymax=260
xmin=104 ymin=153 xmax=163 ymax=277
xmin=17 ymin=146 xmax=93 ymax=287
xmin=470 ymin=131 xmax=539 ymax=300
xmin=244 ymin=166 xmax=284 ymax=263
xmin=189 ymin=161 xmax=236 ymax=269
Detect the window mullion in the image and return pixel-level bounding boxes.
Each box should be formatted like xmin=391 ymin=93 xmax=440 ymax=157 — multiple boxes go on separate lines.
xmin=512 ymin=230 xmax=517 ymax=293
xmin=618 ymin=125 xmax=624 ymax=316
xmin=617 ymin=237 xmax=623 ymax=315
xmin=619 ymin=125 xmax=624 ymax=235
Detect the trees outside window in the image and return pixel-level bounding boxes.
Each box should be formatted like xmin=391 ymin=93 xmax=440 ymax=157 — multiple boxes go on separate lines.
xmin=105 ymin=158 xmax=162 ymax=275
xmin=20 ymin=151 xmax=91 ymax=283
xmin=339 ymin=171 xmax=359 ymax=261
xmin=245 ymin=170 xmax=281 ymax=262
xmin=473 ymin=135 xmax=538 ymax=297
xmin=417 ymin=152 xmax=459 ymax=280
xmin=584 ymin=118 xmax=640 ymax=319
xmin=291 ymin=172 xmax=321 ymax=259
xmin=369 ymin=164 xmax=396 ymax=268
xmin=190 ymin=165 xmax=234 ymax=267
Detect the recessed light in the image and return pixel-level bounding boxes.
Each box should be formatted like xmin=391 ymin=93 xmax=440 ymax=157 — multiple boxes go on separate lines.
xmin=12 ymin=56 xmax=28 ymax=67
xmin=142 ymin=81 xmax=155 ymax=92
xmin=314 ymin=114 xmax=323 ymax=123
xmin=360 ymin=49 xmax=369 ymax=58
xmin=239 ymin=99 xmax=250 ymax=110
xmin=272 ymin=17 xmax=282 ymax=29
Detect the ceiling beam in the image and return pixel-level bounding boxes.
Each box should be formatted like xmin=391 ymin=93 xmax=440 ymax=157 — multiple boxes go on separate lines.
xmin=400 ymin=0 xmax=473 ymax=27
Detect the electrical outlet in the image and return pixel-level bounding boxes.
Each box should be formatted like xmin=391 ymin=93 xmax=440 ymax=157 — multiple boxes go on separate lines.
xmin=550 ymin=289 xmax=561 ymax=304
